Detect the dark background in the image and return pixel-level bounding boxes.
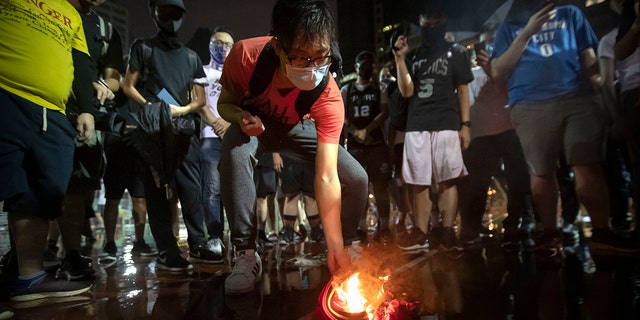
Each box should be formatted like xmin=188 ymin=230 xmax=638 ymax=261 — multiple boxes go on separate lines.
xmin=113 ymin=0 xmax=616 ymax=76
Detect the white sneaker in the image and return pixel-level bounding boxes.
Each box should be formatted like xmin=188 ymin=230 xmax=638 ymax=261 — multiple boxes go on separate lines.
xmin=207 ymin=238 xmax=224 ymax=257
xmin=225 ymin=249 xmax=262 ymax=295
xmin=346 ymin=241 xmax=363 ymax=263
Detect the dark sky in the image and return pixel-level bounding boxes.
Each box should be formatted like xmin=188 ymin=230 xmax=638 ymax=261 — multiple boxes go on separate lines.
xmin=116 ymin=0 xmax=337 ymax=44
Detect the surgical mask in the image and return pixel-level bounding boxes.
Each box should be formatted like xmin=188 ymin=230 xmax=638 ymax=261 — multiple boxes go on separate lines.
xmin=209 ymin=42 xmax=228 ymax=65
xmin=285 ymin=64 xmax=329 ymax=91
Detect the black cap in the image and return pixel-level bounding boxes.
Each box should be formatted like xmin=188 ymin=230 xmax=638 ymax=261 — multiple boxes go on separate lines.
xmin=149 ymin=0 xmax=186 ymax=12
xmin=355 ymin=51 xmax=374 ymax=64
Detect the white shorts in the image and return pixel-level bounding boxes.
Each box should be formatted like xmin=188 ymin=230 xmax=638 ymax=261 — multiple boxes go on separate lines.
xmin=402 ymin=130 xmax=467 ymax=185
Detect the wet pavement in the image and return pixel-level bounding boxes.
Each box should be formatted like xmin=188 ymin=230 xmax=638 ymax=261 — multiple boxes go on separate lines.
xmin=2 ymin=209 xmax=640 ymax=319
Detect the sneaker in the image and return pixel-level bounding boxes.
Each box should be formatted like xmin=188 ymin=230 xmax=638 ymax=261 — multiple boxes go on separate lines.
xmin=55 ymin=252 xmax=96 ymax=281
xmin=225 ymin=249 xmax=262 ymax=294
xmin=310 ymin=225 xmax=325 ymax=243
xmin=256 ymin=231 xmax=274 ymax=248
xmin=501 ymin=230 xmax=522 ymax=253
xmin=440 ymin=227 xmax=462 ymax=251
xmin=189 ymin=244 xmax=223 ymax=264
xmin=43 ymin=246 xmax=61 ymax=270
xmin=0 ymin=304 xmax=13 ymax=319
xmin=397 ymin=228 xmax=429 ymax=251
xmin=11 ymin=273 xmax=91 ymax=302
xmin=100 ymin=241 xmax=117 ymax=258
xmin=278 ymin=225 xmax=295 ymax=245
xmin=535 ymin=232 xmax=565 ymax=261
xmin=590 ymin=228 xmax=640 ymax=256
xmin=266 ymin=233 xmax=278 ymax=243
xmin=295 ymin=225 xmax=307 ymax=243
xmin=156 ymin=249 xmax=193 ymax=272
xmin=346 ymin=241 xmax=364 ymax=264
xmin=562 ymin=223 xmax=580 ymax=251
xmin=131 ymin=240 xmax=158 ymax=257
xmin=207 ymin=238 xmax=225 ymax=257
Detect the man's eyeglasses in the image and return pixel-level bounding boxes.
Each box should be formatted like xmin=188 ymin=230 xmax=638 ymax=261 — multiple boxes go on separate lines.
xmin=288 ymin=55 xmax=333 ymax=68
xmin=210 ymin=40 xmax=233 ymax=49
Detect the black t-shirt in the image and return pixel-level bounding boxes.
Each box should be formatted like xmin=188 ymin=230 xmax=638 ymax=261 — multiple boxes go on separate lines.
xmin=405 ymin=43 xmax=473 ymax=132
xmin=343 ymin=82 xmax=385 ymax=147
xmin=128 ymin=37 xmax=206 ymax=106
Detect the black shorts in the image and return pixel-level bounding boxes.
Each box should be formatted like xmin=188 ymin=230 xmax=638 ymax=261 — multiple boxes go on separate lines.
xmin=348 ymin=144 xmax=391 ymax=182
xmin=103 ymin=140 xmax=145 ymax=199
xmin=279 ymin=157 xmax=314 ymax=197
xmin=254 ymin=153 xmax=276 ymax=198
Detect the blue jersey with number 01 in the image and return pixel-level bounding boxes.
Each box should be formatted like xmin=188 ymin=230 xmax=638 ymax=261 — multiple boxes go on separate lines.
xmin=492 ymin=5 xmax=598 ymax=105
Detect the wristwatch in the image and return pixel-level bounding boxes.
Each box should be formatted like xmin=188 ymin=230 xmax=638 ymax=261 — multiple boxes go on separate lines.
xmin=461 ymin=121 xmax=472 ymax=127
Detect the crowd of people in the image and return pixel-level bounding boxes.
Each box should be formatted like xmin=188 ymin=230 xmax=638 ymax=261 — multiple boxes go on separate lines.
xmin=1 ymin=0 xmax=640 ymax=316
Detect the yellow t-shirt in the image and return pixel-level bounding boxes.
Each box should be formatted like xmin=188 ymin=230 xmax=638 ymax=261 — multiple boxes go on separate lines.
xmin=0 ymin=0 xmax=89 ymax=114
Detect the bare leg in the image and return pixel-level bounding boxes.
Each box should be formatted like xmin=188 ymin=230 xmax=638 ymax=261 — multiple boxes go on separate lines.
xmin=57 ymin=184 xmax=85 ymax=253
xmin=573 ymin=164 xmax=610 ymax=229
xmin=9 ymin=213 xmax=48 ymax=276
xmin=131 ymin=197 xmax=147 ymax=242
xmin=438 ymin=180 xmax=459 ymax=228
xmin=412 ymin=185 xmax=433 ymax=234
xmin=103 ymin=199 xmax=120 ymax=243
xmin=530 ymin=172 xmax=560 ymax=233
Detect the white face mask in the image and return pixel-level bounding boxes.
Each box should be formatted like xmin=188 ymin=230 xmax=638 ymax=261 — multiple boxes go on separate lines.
xmin=285 ymin=64 xmax=330 ymax=91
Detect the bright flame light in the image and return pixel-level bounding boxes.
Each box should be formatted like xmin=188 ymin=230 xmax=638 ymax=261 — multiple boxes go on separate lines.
xmin=335 ymin=273 xmax=368 ymax=313
xmin=333 ymin=272 xmax=386 ymax=319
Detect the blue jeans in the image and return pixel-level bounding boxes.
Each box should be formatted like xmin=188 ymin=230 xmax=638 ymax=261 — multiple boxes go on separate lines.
xmin=220 ymin=119 xmax=368 ymax=250
xmin=200 ymin=137 xmax=224 ymax=240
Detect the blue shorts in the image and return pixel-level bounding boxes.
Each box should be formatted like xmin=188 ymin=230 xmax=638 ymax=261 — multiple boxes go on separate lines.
xmin=0 ymin=89 xmax=75 ymax=219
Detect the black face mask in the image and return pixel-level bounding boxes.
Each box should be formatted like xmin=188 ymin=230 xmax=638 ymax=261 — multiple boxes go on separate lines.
xmin=420 ymin=25 xmax=447 ymax=48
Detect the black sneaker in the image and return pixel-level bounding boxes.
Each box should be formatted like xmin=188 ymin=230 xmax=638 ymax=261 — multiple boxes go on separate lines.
xmin=295 ymin=225 xmax=307 ymax=243
xmin=535 ymin=232 xmax=565 ymax=262
xmin=131 ymin=240 xmax=158 ymax=257
xmin=56 ymin=251 xmax=96 ymax=281
xmin=43 ymin=245 xmax=61 ymax=270
xmin=256 ymin=231 xmax=274 ymax=248
xmin=0 ymin=304 xmax=13 ymax=319
xmin=397 ymin=228 xmax=429 ymax=251
xmin=440 ymin=227 xmax=463 ymax=251
xmin=11 ymin=273 xmax=91 ymax=302
xmin=189 ymin=244 xmax=223 ymax=264
xmin=310 ymin=225 xmax=325 ymax=243
xmin=97 ymin=241 xmax=117 ymax=268
xmin=101 ymin=241 xmax=117 ymax=258
xmin=278 ymin=225 xmax=295 ymax=245
xmin=156 ymin=249 xmax=193 ymax=272
xmin=590 ymin=228 xmax=640 ymax=256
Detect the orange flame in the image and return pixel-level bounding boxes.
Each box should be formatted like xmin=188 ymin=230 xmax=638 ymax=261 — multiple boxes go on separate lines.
xmin=333 ymin=272 xmax=385 ymax=319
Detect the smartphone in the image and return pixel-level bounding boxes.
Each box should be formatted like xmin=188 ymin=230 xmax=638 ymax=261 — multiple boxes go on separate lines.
xmin=475 ymin=41 xmax=494 ymax=57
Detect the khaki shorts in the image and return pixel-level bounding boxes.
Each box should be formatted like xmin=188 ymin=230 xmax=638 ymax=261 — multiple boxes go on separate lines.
xmin=510 ymin=93 xmax=606 ymax=176
xmin=402 ymin=130 xmax=467 ymax=185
